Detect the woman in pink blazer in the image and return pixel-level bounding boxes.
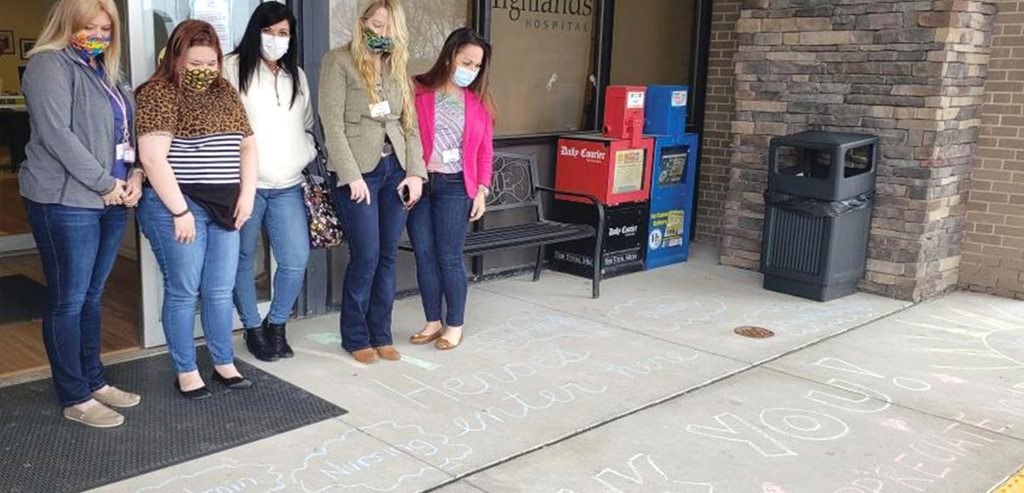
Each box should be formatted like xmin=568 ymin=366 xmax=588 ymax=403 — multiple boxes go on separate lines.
xmin=407 ymin=28 xmax=495 ymax=351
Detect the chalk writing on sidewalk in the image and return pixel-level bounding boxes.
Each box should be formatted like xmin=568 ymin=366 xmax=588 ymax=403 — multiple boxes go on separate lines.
xmin=290 ymin=421 xmax=471 ymax=493
xmin=469 ymin=314 xmax=614 ymax=353
xmin=134 ymin=463 xmax=286 ymax=493
xmin=743 ymin=304 xmax=879 ymax=336
xmin=555 ymin=452 xmax=714 ymax=493
xmin=607 ymin=295 xmax=728 ymax=331
xmin=832 ymin=413 xmax=1012 ymax=493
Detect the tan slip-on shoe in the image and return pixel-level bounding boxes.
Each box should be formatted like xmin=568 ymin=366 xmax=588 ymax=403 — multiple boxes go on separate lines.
xmin=409 ymin=329 xmax=442 ymax=345
xmin=374 ymin=345 xmax=401 ymax=361
xmin=63 ymin=403 xmax=125 ymax=428
xmin=93 ymin=386 xmax=141 ymax=408
xmin=435 ymin=332 xmax=464 ymax=351
xmin=351 ymin=348 xmax=379 ymax=364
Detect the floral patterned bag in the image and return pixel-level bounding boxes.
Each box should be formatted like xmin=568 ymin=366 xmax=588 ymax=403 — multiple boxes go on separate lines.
xmin=301 ymin=131 xmax=345 ymax=249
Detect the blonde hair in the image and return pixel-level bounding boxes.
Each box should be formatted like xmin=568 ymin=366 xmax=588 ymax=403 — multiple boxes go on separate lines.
xmin=350 ymin=0 xmax=414 ymax=132
xmin=29 ymin=0 xmax=123 ymax=85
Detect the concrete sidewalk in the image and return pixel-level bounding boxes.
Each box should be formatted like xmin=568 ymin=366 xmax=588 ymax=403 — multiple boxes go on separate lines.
xmin=92 ymin=245 xmax=1024 ymax=493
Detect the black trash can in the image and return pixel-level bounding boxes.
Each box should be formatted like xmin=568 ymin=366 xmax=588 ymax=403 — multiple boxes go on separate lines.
xmin=760 ymin=131 xmax=878 ymax=301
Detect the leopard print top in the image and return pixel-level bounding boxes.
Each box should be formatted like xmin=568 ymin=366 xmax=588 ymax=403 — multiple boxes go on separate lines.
xmin=136 ymin=77 xmax=253 ymax=229
xmin=137 ymin=78 xmax=252 ymax=139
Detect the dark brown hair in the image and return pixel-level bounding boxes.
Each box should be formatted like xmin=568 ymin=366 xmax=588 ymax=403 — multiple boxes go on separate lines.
xmin=141 ymin=19 xmax=223 ymax=90
xmin=415 ymin=27 xmax=496 ymax=120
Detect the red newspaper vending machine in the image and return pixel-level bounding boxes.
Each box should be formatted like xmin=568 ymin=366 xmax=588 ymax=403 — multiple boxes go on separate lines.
xmin=550 ymin=86 xmax=655 ymax=280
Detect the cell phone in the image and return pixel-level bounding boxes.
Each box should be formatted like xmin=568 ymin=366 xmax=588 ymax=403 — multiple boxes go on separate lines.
xmin=398 ymin=185 xmax=411 ymax=204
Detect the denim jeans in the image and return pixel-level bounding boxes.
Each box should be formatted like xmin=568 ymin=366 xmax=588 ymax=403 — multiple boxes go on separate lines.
xmin=337 ymin=154 xmax=407 ymax=352
xmin=233 ymin=185 xmax=310 ymax=328
xmin=25 ymin=200 xmax=128 ymax=406
xmin=407 ymin=172 xmax=472 ymax=327
xmin=137 ymin=189 xmax=239 ymax=372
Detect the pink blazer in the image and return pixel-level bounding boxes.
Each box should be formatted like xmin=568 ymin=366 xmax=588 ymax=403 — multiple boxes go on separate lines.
xmin=415 ymin=84 xmax=494 ymax=198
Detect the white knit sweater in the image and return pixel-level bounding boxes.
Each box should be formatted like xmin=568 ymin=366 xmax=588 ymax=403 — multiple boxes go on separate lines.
xmin=222 ymin=54 xmax=317 ymax=189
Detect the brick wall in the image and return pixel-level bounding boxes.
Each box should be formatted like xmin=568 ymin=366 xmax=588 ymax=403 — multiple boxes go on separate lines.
xmin=960 ymin=0 xmax=1024 ymax=299
xmin=694 ymin=0 xmax=741 ymax=244
xmin=718 ymin=0 xmax=996 ymax=301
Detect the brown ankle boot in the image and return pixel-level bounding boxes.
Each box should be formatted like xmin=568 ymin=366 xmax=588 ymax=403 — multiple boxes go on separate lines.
xmin=351 ymin=348 xmax=379 ymax=364
xmin=374 ymin=345 xmax=401 ymax=361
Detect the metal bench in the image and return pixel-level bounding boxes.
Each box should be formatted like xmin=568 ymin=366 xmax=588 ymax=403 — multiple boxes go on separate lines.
xmin=400 ymin=152 xmax=606 ymax=298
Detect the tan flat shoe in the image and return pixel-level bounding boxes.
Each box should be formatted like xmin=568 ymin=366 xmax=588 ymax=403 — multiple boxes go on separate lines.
xmin=435 ymin=332 xmax=464 ymax=351
xmin=351 ymin=348 xmax=379 ymax=364
xmin=63 ymin=403 xmax=124 ymax=428
xmin=93 ymin=386 xmax=141 ymax=408
xmin=409 ymin=329 xmax=442 ymax=345
xmin=375 ymin=345 xmax=402 ymax=361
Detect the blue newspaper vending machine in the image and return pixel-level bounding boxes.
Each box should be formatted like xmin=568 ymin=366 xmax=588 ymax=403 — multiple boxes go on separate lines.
xmin=644 ymin=85 xmax=699 ymax=269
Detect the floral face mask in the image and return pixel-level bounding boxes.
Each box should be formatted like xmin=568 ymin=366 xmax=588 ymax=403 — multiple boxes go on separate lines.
xmin=363 ymin=28 xmax=394 ymax=54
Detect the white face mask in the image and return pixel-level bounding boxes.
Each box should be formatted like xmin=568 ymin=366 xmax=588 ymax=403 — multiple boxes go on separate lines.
xmin=261 ymin=33 xmax=290 ymax=62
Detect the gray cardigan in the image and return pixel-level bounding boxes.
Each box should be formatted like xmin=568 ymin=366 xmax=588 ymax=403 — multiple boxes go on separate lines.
xmin=18 ymin=48 xmax=137 ymax=209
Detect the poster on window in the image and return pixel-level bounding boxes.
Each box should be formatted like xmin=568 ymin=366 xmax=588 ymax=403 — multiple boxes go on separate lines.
xmin=191 ymin=0 xmax=231 ymax=52
xmin=489 ymin=0 xmax=598 ymax=135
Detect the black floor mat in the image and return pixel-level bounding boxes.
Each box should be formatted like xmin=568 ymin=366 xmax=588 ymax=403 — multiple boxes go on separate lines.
xmin=0 ymin=275 xmax=48 ymax=325
xmin=0 ymin=346 xmax=347 ymax=493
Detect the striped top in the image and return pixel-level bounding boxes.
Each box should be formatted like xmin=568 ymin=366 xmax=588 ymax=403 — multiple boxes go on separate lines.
xmin=427 ymin=90 xmax=465 ymax=174
xmin=168 ymin=133 xmax=244 ymax=184
xmin=136 ymin=78 xmax=252 ymax=185
xmin=136 ymin=78 xmax=253 ymax=229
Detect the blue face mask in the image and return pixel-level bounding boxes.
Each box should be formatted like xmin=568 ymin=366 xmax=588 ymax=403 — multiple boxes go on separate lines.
xmin=451 ymin=66 xmax=479 ymax=88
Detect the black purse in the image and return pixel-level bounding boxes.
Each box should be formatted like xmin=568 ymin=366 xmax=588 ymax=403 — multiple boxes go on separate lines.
xmin=301 ymin=130 xmax=345 ymax=249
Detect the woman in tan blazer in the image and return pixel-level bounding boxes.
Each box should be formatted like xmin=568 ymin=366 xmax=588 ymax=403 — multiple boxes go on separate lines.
xmin=319 ymin=0 xmax=427 ymax=364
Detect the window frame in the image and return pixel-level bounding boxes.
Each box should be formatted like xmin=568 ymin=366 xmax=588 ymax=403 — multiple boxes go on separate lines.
xmin=474 ymin=0 xmax=710 ymax=148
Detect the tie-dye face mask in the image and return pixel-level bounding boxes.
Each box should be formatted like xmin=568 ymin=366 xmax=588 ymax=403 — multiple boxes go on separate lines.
xmin=70 ymin=32 xmax=111 ymax=57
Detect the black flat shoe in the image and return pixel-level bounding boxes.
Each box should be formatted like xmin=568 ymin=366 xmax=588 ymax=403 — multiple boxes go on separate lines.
xmin=174 ymin=380 xmax=212 ymax=400
xmin=211 ymin=371 xmax=253 ymax=389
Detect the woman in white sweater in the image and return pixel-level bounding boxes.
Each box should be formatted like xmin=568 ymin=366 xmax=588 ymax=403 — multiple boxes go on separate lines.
xmin=223 ymin=2 xmax=316 ymax=362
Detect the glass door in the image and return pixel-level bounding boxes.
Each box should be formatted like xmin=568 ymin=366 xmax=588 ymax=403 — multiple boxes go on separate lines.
xmin=0 ymin=0 xmax=145 ymax=375
xmin=126 ymin=0 xmax=275 ymax=347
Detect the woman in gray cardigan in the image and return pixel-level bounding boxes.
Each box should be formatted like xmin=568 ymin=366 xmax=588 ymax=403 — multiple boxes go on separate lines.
xmin=319 ymin=0 xmax=427 ymax=364
xmin=19 ymin=0 xmax=142 ymax=428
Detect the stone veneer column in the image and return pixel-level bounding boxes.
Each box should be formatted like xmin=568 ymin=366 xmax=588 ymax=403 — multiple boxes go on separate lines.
xmin=721 ymin=0 xmax=997 ymax=301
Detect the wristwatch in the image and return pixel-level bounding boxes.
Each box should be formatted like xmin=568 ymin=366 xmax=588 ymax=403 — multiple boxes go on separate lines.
xmin=478 ymin=185 xmax=490 ymax=198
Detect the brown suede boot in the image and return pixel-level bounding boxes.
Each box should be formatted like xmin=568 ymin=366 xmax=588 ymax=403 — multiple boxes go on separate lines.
xmin=351 ymin=348 xmax=379 ymax=364
xmin=374 ymin=345 xmax=402 ymax=361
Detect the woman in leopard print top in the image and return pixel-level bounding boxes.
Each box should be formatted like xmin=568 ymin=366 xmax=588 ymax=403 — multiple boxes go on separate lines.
xmin=135 ymin=20 xmax=258 ymax=399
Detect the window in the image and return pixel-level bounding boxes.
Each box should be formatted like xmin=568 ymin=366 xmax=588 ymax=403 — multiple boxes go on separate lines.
xmin=610 ymin=0 xmax=694 ymax=86
xmin=487 ymin=0 xmax=599 ymax=136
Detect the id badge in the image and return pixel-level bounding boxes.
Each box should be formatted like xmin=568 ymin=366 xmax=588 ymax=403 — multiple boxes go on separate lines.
xmin=369 ymin=101 xmax=392 ymax=118
xmin=123 ymin=145 xmax=136 ymax=164
xmin=116 ymin=143 xmax=126 ymax=161
xmin=442 ymin=148 xmax=461 ymax=164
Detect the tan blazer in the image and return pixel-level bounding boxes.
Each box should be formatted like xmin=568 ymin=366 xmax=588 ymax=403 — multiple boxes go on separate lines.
xmin=318 ymin=48 xmax=426 ymax=185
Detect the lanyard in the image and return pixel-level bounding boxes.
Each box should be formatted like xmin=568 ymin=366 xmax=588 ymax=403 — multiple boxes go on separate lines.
xmin=97 ymin=79 xmax=130 ymax=145
xmin=72 ymin=53 xmax=131 ymax=145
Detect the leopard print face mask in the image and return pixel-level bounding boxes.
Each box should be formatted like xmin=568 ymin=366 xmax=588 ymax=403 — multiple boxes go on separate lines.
xmin=183 ymin=68 xmax=219 ymax=91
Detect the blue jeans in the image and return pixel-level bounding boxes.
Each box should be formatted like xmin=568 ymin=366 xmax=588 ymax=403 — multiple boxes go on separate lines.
xmin=337 ymin=154 xmax=407 ymax=352
xmin=137 ymin=189 xmax=239 ymax=372
xmin=407 ymin=172 xmax=472 ymax=327
xmin=25 ymin=200 xmax=128 ymax=407
xmin=233 ymin=185 xmax=310 ymax=328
